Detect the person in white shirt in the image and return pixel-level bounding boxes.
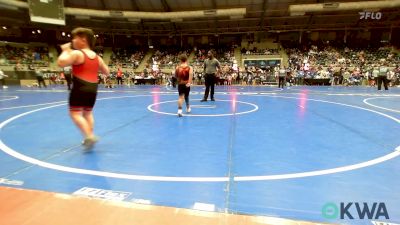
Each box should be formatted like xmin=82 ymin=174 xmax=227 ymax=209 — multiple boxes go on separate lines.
xmin=0 ymin=69 xmax=9 ymax=89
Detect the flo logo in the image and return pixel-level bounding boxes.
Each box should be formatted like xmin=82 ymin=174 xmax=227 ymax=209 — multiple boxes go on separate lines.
xmin=322 ymin=202 xmax=389 ymax=220
xmin=359 ymin=11 xmax=382 ymax=20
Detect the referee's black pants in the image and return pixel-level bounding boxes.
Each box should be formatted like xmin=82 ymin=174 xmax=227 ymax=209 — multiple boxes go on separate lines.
xmin=203 ymin=73 xmax=216 ymax=100
xmin=377 ymin=76 xmax=388 ymax=90
xmin=278 ymin=77 xmax=285 ymax=88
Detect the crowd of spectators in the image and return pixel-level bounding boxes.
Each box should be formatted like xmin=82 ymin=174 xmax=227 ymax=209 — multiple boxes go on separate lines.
xmin=0 ymin=45 xmax=51 ymax=69
xmin=149 ymin=46 xmax=191 ymax=70
xmin=1 ymin=41 xmax=399 ymax=87
xmin=241 ymin=47 xmax=280 ymax=55
xmin=109 ymin=47 xmax=145 ymax=69
xmin=285 ymin=42 xmax=400 ymax=86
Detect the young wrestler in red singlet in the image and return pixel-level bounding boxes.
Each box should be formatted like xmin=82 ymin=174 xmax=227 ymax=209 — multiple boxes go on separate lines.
xmin=175 ymin=54 xmax=193 ymax=117
xmin=57 ymin=28 xmax=110 ymax=148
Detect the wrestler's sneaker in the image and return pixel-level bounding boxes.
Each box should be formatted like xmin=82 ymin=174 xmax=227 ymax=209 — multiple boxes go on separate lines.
xmin=82 ymin=135 xmax=99 ymax=150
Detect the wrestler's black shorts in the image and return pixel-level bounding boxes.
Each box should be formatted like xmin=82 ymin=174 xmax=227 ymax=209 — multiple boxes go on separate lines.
xmin=69 ymin=76 xmax=98 ymax=111
xmin=178 ymin=84 xmax=190 ymax=96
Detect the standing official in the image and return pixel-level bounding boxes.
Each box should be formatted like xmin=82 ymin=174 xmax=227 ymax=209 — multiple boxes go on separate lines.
xmin=201 ymin=50 xmax=220 ymax=102
xmin=377 ymin=63 xmax=389 ymax=91
xmin=278 ymin=65 xmax=286 ymax=88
